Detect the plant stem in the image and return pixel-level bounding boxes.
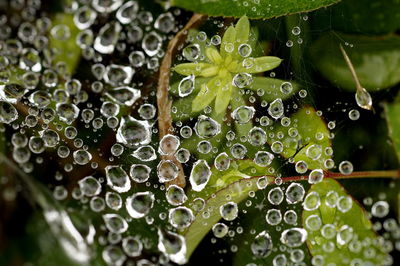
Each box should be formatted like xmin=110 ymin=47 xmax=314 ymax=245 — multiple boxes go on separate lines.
xmin=280 ymin=169 xmax=400 ymax=183
xmin=156 ymin=13 xmax=206 ymax=188
xmin=339 ymin=44 xmax=362 ymax=90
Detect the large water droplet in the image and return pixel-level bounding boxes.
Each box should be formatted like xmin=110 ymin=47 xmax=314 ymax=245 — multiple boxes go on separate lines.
xmin=189 ymin=159 xmax=211 ymax=192
xmin=106 ymin=165 xmax=131 ymax=193
xmin=268 ymin=98 xmax=284 ymax=119
xmin=126 ymin=191 xmax=155 ymax=218
xmin=94 ymin=22 xmax=122 ymax=54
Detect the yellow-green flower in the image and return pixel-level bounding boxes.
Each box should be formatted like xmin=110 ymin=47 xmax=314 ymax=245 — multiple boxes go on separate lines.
xmin=173 ymin=16 xmax=282 ymax=114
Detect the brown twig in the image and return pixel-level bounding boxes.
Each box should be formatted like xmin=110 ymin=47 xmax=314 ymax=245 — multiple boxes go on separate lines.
xmin=156 ymin=13 xmax=206 ymax=188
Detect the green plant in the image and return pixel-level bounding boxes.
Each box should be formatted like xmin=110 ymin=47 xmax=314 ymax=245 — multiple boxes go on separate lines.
xmin=1 ymin=0 xmax=400 ymax=266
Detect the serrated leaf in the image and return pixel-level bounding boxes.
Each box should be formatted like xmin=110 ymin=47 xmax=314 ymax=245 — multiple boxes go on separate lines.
xmin=302 ymin=179 xmax=388 ymax=265
xmin=310 ymin=32 xmax=400 ymax=91
xmin=268 ymin=107 xmax=331 ymax=169
xmin=171 ymin=0 xmax=341 ymax=20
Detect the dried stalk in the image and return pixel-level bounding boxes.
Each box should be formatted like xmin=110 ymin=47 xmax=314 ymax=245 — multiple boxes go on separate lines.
xmin=157 ymin=13 xmax=206 ymax=188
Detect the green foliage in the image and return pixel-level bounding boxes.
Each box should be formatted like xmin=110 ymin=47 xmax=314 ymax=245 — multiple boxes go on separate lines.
xmin=184 ymin=160 xmax=274 ymax=259
xmin=49 ymin=14 xmax=81 ymax=74
xmin=312 ymin=0 xmax=400 ymax=35
xmin=310 ymin=32 xmax=400 ymax=91
xmin=302 ymin=179 xmax=389 ymax=265
xmin=384 ymin=94 xmax=400 ymax=163
xmin=171 ymin=0 xmax=341 ymax=19
xmin=268 ymin=107 xmax=331 ymax=169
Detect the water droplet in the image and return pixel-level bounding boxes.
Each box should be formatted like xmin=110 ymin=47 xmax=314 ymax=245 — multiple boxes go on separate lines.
xmin=280 ymin=228 xmax=307 ymax=247
xmin=266 ymin=209 xmax=282 ymax=225
xmin=355 ymin=87 xmax=372 ymax=110
xmin=220 ymin=201 xmax=238 ymax=221
xmin=254 ymin=151 xmax=274 ymax=167
xmin=122 ymin=236 xmax=142 ymax=257
xmin=371 ymin=201 xmax=389 ymax=218
xmin=248 ymin=127 xmax=267 ymax=146
xmin=168 ymin=206 xmax=193 ymax=229
xmin=212 ymin=223 xmax=229 ymax=238
xmin=106 ymin=165 xmax=131 ymax=193
xmin=308 ymin=169 xmax=324 ymax=184
xmin=303 ymin=191 xmax=320 ymax=211
xmin=286 ymin=183 xmax=305 ymax=204
xmin=157 ymin=160 xmax=179 ymax=183
xmin=178 ymin=75 xmax=195 ymax=97
xmin=268 ymin=98 xmax=284 ymax=119
xmin=130 ymin=164 xmax=151 ymax=183
xmin=339 ymin=160 xmax=353 ymax=175
xmin=103 ymin=213 xmax=128 ymax=234
xmin=189 ymin=159 xmax=211 ymax=191
xmin=94 ymin=22 xmax=122 ymax=54
xmin=126 ymin=191 xmax=154 ymax=218
xmin=214 ymin=152 xmax=231 ymax=171
xmin=251 ymin=231 xmax=273 ymax=258
xmin=194 ymin=115 xmax=221 ymax=138
xmin=166 ymin=185 xmax=187 ymax=206
xmin=280 ymin=82 xmax=293 ymax=94
xmin=157 ymin=229 xmax=187 ymax=265
xmin=268 ymin=187 xmax=284 ymax=205
xmin=0 ymin=101 xmax=18 ymax=124
xmin=142 ymin=31 xmax=162 ymax=57
xmin=231 ymin=105 xmax=255 ymax=124
xmin=116 ymin=116 xmax=152 ymax=147
xmin=116 ymin=1 xmax=138 ymax=24
xmin=106 ymin=192 xmax=122 ymax=210
xmin=182 ymin=44 xmax=200 ymax=61
xmin=159 ymin=134 xmax=180 ymax=155
xmin=78 ymin=176 xmax=101 ymax=197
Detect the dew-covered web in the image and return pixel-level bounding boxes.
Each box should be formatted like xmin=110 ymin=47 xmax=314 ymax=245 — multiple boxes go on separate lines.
xmin=0 ymin=1 xmax=399 ymax=266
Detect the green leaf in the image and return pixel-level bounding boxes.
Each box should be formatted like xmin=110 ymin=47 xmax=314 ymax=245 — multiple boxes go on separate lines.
xmin=235 ymin=16 xmax=250 ymax=45
xmin=311 ymin=0 xmax=400 ymax=35
xmin=310 ymin=32 xmax=400 ymax=91
xmin=237 ymin=56 xmax=282 ymax=74
xmin=183 ymin=160 xmax=275 ymax=260
xmin=232 ymin=185 xmax=311 ymax=265
xmin=49 ymin=14 xmax=81 ymax=74
xmin=215 ymin=81 xmax=233 ymax=114
xmin=247 ymin=77 xmax=300 ymax=102
xmin=173 ymin=62 xmax=213 ymax=76
xmin=384 ymin=96 xmax=400 ymax=162
xmin=221 ymin=26 xmax=236 ymax=58
xmin=268 ymin=107 xmax=331 ymax=169
xmin=302 ymin=178 xmax=389 ymax=265
xmin=170 ymin=77 xmax=210 ymax=97
xmin=192 ymin=78 xmax=220 ymax=113
xmin=171 ymin=0 xmax=340 ymax=19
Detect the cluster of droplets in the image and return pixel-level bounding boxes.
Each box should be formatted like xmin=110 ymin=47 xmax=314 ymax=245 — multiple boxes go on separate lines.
xmin=1 ymin=1 xmax=395 ymax=265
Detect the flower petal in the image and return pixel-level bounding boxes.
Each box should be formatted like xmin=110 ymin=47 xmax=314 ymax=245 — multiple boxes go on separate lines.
xmin=174 ymin=62 xmax=213 ymax=76
xmin=192 ymin=77 xmax=219 ymax=113
xmin=237 ymin=56 xmax=282 ymax=73
xmin=220 ymin=26 xmax=236 ymax=59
